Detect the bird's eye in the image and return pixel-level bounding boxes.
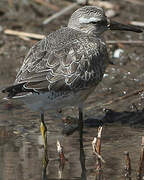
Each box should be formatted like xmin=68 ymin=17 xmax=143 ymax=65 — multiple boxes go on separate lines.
xmin=91 ymin=21 xmax=97 ymax=24
xmin=91 ymin=20 xmax=107 ymax=26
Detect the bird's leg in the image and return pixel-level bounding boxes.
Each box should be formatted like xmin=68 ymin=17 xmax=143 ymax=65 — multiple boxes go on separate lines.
xmin=40 ymin=113 xmax=48 ymax=166
xmin=78 ymin=105 xmax=83 ymax=143
xmin=78 ymin=105 xmax=86 ymax=179
xmin=40 ymin=113 xmax=47 ymax=148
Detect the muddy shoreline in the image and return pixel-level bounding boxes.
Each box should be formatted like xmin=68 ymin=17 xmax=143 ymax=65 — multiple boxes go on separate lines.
xmin=0 ymin=0 xmax=144 ymax=179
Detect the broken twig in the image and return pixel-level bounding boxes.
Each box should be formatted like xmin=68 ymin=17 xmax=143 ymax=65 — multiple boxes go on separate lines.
xmin=32 ymin=0 xmax=59 ymax=11
xmin=57 ymin=140 xmax=66 ymax=179
xmin=92 ymin=137 xmax=105 ymax=163
xmin=4 ymin=29 xmax=45 ymax=40
xmin=43 ymin=3 xmax=78 ymax=25
xmin=130 ymin=21 xmax=144 ymax=27
xmin=57 ymin=140 xmax=66 ymax=165
xmin=123 ymin=0 xmax=144 ymax=6
xmin=107 ymin=40 xmax=144 ymax=44
xmin=124 ymin=151 xmax=131 ymax=180
xmin=92 ymin=126 xmax=104 ymax=180
xmin=137 ymin=137 xmax=144 ymax=180
xmin=89 ymin=0 xmax=118 ymax=9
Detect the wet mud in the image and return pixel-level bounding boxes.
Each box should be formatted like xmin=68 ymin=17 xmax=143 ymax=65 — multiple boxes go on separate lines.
xmin=0 ymin=0 xmax=144 ymax=179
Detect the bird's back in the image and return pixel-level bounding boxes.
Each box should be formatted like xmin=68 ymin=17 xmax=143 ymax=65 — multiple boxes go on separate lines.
xmin=15 ymin=27 xmax=109 ymax=92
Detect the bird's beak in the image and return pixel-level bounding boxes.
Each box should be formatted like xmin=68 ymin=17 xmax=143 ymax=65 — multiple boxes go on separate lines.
xmin=109 ymin=20 xmax=143 ymax=33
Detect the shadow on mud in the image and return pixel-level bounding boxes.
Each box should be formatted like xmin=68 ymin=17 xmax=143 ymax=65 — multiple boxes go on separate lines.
xmin=84 ymin=109 xmax=144 ymax=128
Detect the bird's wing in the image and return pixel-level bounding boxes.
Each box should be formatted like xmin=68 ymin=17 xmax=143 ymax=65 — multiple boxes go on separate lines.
xmin=15 ymin=28 xmax=108 ymax=92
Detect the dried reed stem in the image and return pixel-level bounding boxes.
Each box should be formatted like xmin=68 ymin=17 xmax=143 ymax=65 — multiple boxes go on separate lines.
xmin=137 ymin=137 xmax=144 ymax=180
xmin=124 ymin=151 xmax=131 ymax=180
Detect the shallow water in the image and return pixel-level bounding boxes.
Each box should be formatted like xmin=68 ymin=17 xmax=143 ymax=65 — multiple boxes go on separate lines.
xmin=0 ymin=0 xmax=144 ymax=179
xmin=0 ymin=92 xmax=144 ymax=180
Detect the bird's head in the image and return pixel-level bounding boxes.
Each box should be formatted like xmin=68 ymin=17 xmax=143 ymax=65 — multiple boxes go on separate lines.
xmin=68 ymin=6 xmax=143 ymax=35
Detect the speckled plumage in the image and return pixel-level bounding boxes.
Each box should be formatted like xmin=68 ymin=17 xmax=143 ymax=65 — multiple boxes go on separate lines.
xmin=2 ymin=6 xmax=110 ymax=111
xmin=15 ymin=27 xmax=108 ymax=92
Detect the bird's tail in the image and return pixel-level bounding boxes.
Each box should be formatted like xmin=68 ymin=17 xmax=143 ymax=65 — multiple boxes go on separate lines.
xmin=1 ymin=83 xmax=26 ymax=99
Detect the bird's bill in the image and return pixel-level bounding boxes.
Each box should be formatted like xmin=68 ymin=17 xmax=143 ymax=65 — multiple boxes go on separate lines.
xmin=109 ymin=20 xmax=143 ymax=33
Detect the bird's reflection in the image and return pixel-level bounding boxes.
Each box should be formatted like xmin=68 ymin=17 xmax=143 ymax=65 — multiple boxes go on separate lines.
xmin=79 ymin=134 xmax=87 ymax=180
xmin=41 ymin=121 xmax=87 ymax=180
xmin=42 ymin=148 xmax=48 ymax=180
xmin=79 ymin=113 xmax=87 ymax=180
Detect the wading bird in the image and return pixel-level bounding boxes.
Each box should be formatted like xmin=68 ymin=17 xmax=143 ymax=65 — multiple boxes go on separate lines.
xmin=2 ymin=6 xmax=142 ymax=151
